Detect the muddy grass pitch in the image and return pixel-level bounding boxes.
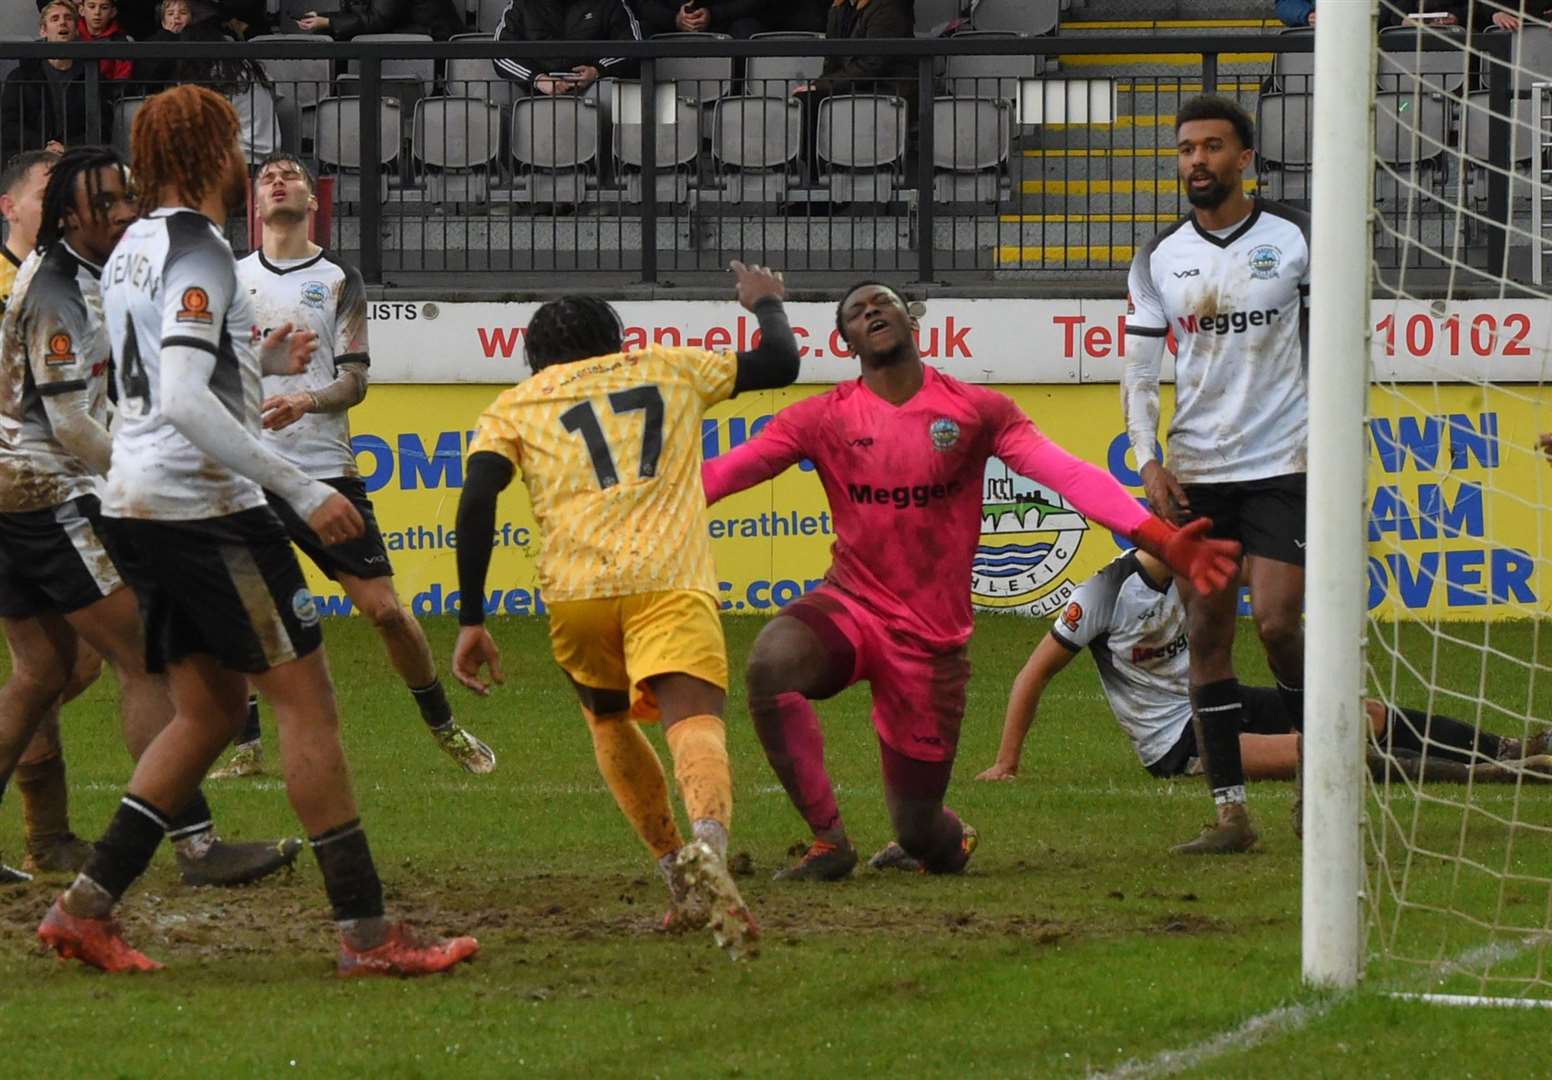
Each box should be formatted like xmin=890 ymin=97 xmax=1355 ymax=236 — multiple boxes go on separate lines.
xmin=1 ymin=616 xmax=1547 ymax=1078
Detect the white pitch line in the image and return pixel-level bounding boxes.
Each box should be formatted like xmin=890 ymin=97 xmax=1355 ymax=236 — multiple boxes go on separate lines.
xmin=1087 ymin=934 xmax=1552 ymax=1079
xmin=1085 ymin=1002 xmax=1328 ymax=1080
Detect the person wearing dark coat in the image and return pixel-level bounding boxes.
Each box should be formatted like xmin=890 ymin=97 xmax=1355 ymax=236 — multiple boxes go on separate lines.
xmin=491 ymin=0 xmax=643 ymax=94
xmin=4 ymin=2 xmax=113 ymax=164
xmin=636 ymin=0 xmax=772 ymax=39
xmin=297 ymin=0 xmax=464 ymax=39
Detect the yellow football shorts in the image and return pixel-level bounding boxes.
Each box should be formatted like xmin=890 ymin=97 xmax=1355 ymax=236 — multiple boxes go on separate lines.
xmin=547 ymin=589 xmax=728 ymax=721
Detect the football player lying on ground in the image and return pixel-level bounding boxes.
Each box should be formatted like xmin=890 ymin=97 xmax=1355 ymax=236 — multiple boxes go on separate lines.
xmin=972 ymin=548 xmax=1552 ymax=795
xmin=701 ymin=281 xmax=1241 ymax=882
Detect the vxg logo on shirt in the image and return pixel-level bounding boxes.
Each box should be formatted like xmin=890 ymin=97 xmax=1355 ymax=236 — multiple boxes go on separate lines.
xmin=1176 ymin=308 xmax=1279 ymax=337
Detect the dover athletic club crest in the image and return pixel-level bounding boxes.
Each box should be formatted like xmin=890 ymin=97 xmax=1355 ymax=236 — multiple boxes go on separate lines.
xmin=971 ymin=457 xmax=1089 ymax=616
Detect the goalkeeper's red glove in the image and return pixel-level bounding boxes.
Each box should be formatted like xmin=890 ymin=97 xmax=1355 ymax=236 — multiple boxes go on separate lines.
xmin=1132 ymin=516 xmax=1242 ymax=596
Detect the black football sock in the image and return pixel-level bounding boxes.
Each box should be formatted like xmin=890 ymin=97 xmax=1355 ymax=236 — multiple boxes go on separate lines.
xmin=165 ymin=789 xmax=215 ymax=854
xmin=71 ymin=794 xmax=171 ymax=912
xmin=1275 ymin=676 xmax=1305 ymax=733
xmin=1191 ymin=679 xmax=1247 ymax=806
xmin=1383 ymin=705 xmax=1508 ymax=764
xmin=410 ymin=678 xmax=454 ymax=730
xmin=237 ymin=695 xmax=261 ymax=747
xmin=309 ymin=819 xmax=386 ymax=934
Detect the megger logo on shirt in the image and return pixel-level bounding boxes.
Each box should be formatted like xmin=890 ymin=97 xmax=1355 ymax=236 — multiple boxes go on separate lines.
xmin=847 ymin=480 xmax=964 ymax=510
xmin=1175 ymin=308 xmax=1278 ymax=337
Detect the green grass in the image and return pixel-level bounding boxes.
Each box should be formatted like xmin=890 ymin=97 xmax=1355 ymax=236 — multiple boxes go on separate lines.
xmin=1 ymin=615 xmax=1549 ymax=1078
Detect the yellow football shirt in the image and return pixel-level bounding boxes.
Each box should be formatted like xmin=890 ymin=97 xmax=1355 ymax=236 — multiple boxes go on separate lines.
xmin=469 ymin=343 xmax=739 ymax=602
xmin=0 ymin=249 xmax=20 ymax=315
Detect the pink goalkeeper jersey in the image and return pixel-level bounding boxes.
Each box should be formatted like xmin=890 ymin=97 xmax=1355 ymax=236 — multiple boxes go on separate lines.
xmin=702 ymin=366 xmax=1152 ymax=651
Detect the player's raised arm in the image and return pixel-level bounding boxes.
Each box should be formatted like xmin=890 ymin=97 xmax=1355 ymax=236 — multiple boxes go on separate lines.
xmin=976 ymin=633 xmax=1077 ymax=782
xmin=987 ymin=398 xmax=1239 ymax=595
xmin=728 ymin=260 xmax=800 ymax=394
xmin=702 ymin=399 xmax=812 ymax=505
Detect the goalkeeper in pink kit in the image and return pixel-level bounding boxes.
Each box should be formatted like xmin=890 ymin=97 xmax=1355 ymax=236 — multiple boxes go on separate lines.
xmin=701 ymin=282 xmax=1242 ymax=879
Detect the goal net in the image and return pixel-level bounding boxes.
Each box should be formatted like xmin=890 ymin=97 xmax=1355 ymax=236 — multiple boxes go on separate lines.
xmin=1307 ymin=0 xmax=1552 ymax=1004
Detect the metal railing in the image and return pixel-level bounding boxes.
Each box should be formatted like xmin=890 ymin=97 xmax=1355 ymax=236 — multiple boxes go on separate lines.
xmin=0 ymin=32 xmax=1521 ymax=293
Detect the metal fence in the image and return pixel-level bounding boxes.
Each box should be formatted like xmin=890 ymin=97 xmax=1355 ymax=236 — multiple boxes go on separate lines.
xmin=0 ymin=32 xmax=1522 ymax=291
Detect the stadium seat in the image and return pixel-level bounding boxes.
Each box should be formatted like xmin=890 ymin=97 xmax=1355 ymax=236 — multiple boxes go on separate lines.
xmin=745 ymin=49 xmax=824 ymax=101
xmin=650 ymin=33 xmax=734 ymax=136
xmin=445 ymin=56 xmax=518 ymax=110
xmin=968 ymin=0 xmax=1059 ymax=36
xmin=477 ymin=0 xmax=509 ymax=33
xmin=511 ymin=95 xmax=599 ymax=203
xmin=1504 ymin=25 xmax=1552 ymax=97
xmin=1376 ymin=26 xmax=1470 ymax=96
xmin=932 ymin=96 xmax=1010 ymax=204
xmin=711 ymin=95 xmax=802 ymax=202
xmin=915 ymin=0 xmax=965 ymax=36
xmin=944 ymin=48 xmax=1043 ymax=108
xmin=612 ymin=91 xmax=700 ymax=203
xmin=1255 ymin=92 xmax=1312 ymax=202
xmin=1268 ymin=27 xmax=1314 ymax=95
xmin=817 ymin=94 xmax=908 ymax=203
xmin=314 ymin=96 xmax=401 ymax=202
xmin=413 ymin=97 xmax=503 ymax=202
xmin=1374 ymin=89 xmax=1449 ymax=204
xmin=254 ymin=50 xmax=332 ymax=112
xmin=111 ymin=96 xmax=149 ymax=159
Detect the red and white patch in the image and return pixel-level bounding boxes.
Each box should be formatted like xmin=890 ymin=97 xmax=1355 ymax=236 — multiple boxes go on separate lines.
xmin=1061 ymin=601 xmax=1083 ymax=632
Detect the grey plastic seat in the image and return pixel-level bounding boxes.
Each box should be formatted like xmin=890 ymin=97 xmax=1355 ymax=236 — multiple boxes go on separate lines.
xmin=745 ymin=52 xmax=824 ymax=100
xmin=932 ymin=96 xmax=1011 ymax=203
xmin=969 ymin=0 xmax=1059 ymax=36
xmin=446 ymin=56 xmax=517 ymax=109
xmin=712 ymin=95 xmax=802 ymax=202
xmin=1255 ymin=92 xmax=1312 ymax=202
xmin=511 ymin=95 xmax=600 ymax=203
xmin=1376 ymin=26 xmax=1470 ymax=96
xmin=944 ymin=50 xmax=1043 ymax=107
xmin=1374 ymin=90 xmax=1449 ymax=205
xmin=817 ymin=94 xmax=909 ymax=202
xmin=477 ymin=0 xmax=510 ymax=32
xmin=650 ymin=33 xmax=734 ymax=107
xmin=1462 ymin=89 xmax=1534 ymax=166
xmin=112 ymin=96 xmax=150 ymax=158
xmin=314 ymin=96 xmax=401 ymax=201
xmin=612 ymin=92 xmax=700 ymax=203
xmin=347 ymin=33 xmax=435 ymax=84
xmin=413 ymin=96 xmax=502 ymax=201
xmin=1505 ymin=25 xmax=1552 ymax=96
xmin=1269 ymin=27 xmax=1314 ymax=95
xmin=254 ymin=52 xmax=332 ymax=111
xmin=915 ymin=0 xmax=965 ymax=35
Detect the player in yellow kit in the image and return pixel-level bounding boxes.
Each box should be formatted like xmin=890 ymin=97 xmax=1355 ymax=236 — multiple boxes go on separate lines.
xmin=452 ymin=263 xmax=796 ymax=960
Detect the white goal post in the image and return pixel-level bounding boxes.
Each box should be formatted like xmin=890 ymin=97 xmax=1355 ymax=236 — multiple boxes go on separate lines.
xmin=1302 ymin=0 xmax=1376 ymax=990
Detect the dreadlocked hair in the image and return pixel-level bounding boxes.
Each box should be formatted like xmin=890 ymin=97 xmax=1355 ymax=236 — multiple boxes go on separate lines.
xmin=524 ymin=296 xmax=625 ymax=372
xmin=131 ymin=84 xmax=239 ymax=216
xmin=37 ymin=146 xmax=126 ymax=253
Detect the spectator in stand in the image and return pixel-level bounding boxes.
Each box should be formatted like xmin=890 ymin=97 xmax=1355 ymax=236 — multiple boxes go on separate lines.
xmin=127 ymin=0 xmax=195 ymax=92
xmin=160 ymin=0 xmax=191 ymax=31
xmin=78 ymin=0 xmax=135 ymax=83
xmin=297 ymin=0 xmax=464 ymax=39
xmin=1275 ymin=0 xmax=1315 ymax=26
xmin=1 ymin=2 xmax=111 ymax=163
xmin=491 ymin=0 xmax=643 ymax=96
xmin=168 ymin=21 xmax=281 ymax=161
xmin=779 ymin=0 xmax=828 ymax=33
xmin=785 ymin=0 xmax=914 ymax=186
xmin=637 ymin=0 xmax=772 ymax=38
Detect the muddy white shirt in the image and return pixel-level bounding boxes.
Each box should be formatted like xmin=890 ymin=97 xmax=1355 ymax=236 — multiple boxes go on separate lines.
xmin=1050 ymin=552 xmax=1193 ymax=768
xmin=101 ymin=208 xmax=269 ymax=521
xmin=1124 ymin=199 xmax=1310 ymax=485
xmin=240 ymin=249 xmax=369 ymax=480
xmin=0 ymin=244 xmax=111 ymax=511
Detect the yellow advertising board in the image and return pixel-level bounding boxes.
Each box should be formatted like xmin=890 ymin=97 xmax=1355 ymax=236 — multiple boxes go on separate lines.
xmin=309 ymin=382 xmax=1552 ymax=623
